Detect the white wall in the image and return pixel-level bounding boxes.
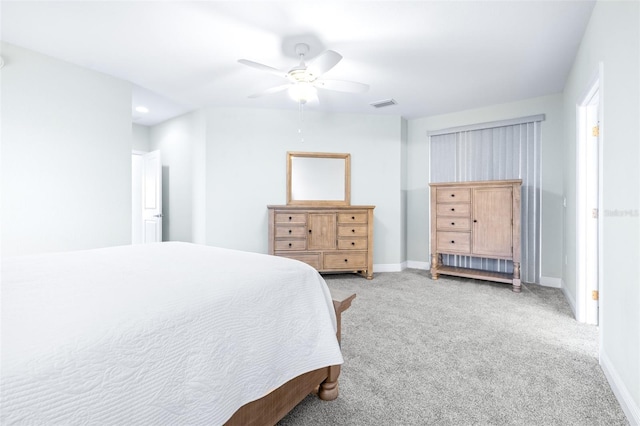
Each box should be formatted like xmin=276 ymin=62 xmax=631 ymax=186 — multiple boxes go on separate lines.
xmin=203 ymin=107 xmax=405 ymax=267
xmin=561 ymin=1 xmax=639 ymax=422
xmin=132 ymin=124 xmax=150 ymax=152
xmin=400 ymin=118 xmax=408 ymax=266
xmin=149 ymin=110 xmax=207 ymax=244
xmin=150 ymin=106 xmax=406 ymax=267
xmin=1 ymin=43 xmax=132 ymax=256
xmin=406 ymin=94 xmax=565 ymax=280
xmin=131 ymin=125 xmax=150 ymax=244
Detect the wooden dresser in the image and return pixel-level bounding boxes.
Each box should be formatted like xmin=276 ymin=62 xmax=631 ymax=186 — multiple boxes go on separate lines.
xmin=268 ymin=205 xmax=375 ymax=279
xmin=429 ymin=180 xmax=522 ymax=292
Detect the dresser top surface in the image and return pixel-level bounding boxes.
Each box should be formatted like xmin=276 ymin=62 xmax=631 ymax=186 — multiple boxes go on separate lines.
xmin=268 ymin=205 xmax=375 ymax=210
xmin=429 ymin=179 xmax=522 ymax=188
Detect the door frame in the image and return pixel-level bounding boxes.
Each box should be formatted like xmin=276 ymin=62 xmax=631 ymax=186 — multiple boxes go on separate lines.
xmin=575 ymin=63 xmax=603 ymax=326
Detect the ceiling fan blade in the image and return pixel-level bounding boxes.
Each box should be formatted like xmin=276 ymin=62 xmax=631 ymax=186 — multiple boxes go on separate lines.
xmin=248 ymin=84 xmax=292 ymax=98
xmin=314 ymin=79 xmax=369 ymax=93
xmin=238 ymin=59 xmax=287 ymax=78
xmin=306 ymin=50 xmax=342 ymax=78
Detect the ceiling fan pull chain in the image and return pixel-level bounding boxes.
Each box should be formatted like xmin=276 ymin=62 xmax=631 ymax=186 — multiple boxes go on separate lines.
xmin=298 ymin=100 xmax=305 ymax=143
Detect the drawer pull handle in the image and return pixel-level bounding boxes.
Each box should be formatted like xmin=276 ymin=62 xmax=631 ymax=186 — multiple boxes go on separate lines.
xmin=352 ymin=229 xmax=356 ymax=233
xmin=308 ymin=229 xmax=312 ymax=233
xmin=351 ymin=242 xmax=355 ymax=246
xmin=288 ymin=229 xmax=292 ymax=234
xmin=451 ymin=240 xmax=455 ymax=244
xmin=288 ymin=243 xmax=292 ymax=247
xmin=344 ymin=259 xmax=348 ymax=262
xmin=451 ymin=222 xmax=455 ymax=225
xmin=352 ymin=216 xmax=355 ymax=220
xmin=451 ymin=208 xmax=455 ymax=211
xmin=451 ymin=194 xmax=455 ymax=197
xmin=288 ymin=216 xmax=292 ymax=220
xmin=474 ymin=220 xmax=477 ymax=223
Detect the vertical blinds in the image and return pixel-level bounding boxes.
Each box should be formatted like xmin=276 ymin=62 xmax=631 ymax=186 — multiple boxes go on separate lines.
xmin=429 ymin=116 xmax=543 ymax=284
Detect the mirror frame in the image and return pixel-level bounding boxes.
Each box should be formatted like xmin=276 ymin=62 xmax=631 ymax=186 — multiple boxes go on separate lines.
xmin=286 ymin=151 xmax=351 ymax=206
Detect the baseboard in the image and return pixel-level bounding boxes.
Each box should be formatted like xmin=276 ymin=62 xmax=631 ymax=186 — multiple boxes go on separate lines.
xmin=406 ymin=260 xmax=430 ymax=270
xmin=600 ymin=350 xmax=640 ymax=425
xmin=539 ymin=276 xmax=562 ymax=288
xmin=560 ymin=280 xmax=577 ymax=318
xmin=373 ymin=263 xmax=405 ymax=273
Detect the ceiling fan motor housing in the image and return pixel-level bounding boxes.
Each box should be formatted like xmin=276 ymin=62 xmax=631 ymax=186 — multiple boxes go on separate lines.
xmin=294 ymin=43 xmax=310 ymax=57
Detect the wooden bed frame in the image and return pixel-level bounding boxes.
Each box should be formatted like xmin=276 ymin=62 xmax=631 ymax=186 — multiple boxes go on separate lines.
xmin=225 ymin=290 xmax=355 ymax=425
xmin=224 ymin=365 xmax=340 ymax=425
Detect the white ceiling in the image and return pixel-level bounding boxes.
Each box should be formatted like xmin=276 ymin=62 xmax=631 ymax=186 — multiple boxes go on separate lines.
xmin=1 ymin=1 xmax=596 ymax=126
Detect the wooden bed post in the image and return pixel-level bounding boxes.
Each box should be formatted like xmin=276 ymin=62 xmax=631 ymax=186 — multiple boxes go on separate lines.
xmin=318 ymin=365 xmax=340 ymax=401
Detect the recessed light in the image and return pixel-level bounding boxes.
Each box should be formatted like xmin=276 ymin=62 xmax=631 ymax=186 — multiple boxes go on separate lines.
xmin=135 ymin=106 xmax=149 ymax=114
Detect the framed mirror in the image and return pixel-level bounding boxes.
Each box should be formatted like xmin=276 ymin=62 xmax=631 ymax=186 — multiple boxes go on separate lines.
xmin=287 ymin=151 xmax=351 ymax=206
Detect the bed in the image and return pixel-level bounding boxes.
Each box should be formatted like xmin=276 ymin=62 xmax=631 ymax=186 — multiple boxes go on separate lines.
xmin=1 ymin=242 xmax=344 ymax=425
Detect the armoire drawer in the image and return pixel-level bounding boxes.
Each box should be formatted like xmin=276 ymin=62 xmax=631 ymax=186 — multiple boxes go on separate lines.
xmin=436 ymin=203 xmax=470 ymax=217
xmin=436 ymin=188 xmax=471 ymax=203
xmin=436 ymin=231 xmax=471 ymax=254
xmin=324 ymin=252 xmax=367 ymax=269
xmin=436 ymin=217 xmax=471 ymax=231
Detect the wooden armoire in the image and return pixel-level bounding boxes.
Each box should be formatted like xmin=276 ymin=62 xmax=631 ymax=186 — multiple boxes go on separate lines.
xmin=429 ymin=179 xmax=522 ymax=292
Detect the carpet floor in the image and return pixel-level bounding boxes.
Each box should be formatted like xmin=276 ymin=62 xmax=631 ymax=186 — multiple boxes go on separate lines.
xmin=278 ymin=269 xmax=628 ymax=425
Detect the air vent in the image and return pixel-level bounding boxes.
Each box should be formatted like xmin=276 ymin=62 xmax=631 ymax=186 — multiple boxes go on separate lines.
xmin=370 ymin=99 xmax=397 ymax=108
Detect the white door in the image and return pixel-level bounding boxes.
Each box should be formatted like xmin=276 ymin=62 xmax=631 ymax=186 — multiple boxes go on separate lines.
xmin=142 ymin=150 xmax=163 ymax=243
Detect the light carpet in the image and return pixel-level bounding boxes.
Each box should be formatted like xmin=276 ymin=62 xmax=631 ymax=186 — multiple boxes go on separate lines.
xmin=279 ymin=269 xmax=628 ymax=425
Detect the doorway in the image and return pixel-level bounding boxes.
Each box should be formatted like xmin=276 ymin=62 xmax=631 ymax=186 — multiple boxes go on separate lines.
xmin=132 ymin=150 xmax=163 ymax=244
xmin=576 ymin=71 xmax=601 ymax=325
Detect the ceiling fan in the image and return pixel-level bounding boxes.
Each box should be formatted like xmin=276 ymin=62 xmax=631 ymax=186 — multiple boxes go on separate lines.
xmin=238 ymin=43 xmax=369 ymax=103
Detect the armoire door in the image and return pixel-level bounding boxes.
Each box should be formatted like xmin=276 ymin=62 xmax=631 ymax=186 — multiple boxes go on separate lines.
xmin=308 ymin=213 xmax=337 ymax=250
xmin=472 ymin=187 xmax=513 ymax=257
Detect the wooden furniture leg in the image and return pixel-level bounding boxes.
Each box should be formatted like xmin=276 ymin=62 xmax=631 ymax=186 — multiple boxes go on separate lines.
xmin=512 ymin=262 xmax=521 ymax=293
xmin=431 ymin=253 xmax=440 ymax=279
xmin=318 ymin=365 xmax=341 ymax=400
xmin=329 ymin=288 xmax=356 ymax=345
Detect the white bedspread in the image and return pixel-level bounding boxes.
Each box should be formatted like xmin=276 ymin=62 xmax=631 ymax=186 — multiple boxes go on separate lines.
xmin=1 ymin=242 xmax=343 ymax=425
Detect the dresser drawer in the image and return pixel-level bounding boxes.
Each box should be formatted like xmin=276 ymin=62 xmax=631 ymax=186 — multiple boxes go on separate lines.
xmin=324 ymin=252 xmax=367 ymax=269
xmin=337 ymin=238 xmax=368 ymax=250
xmin=337 ymin=212 xmax=368 ymax=224
xmin=436 ymin=217 xmax=471 ymax=231
xmin=274 ymin=239 xmax=306 ymax=251
xmin=436 ymin=188 xmax=471 ymax=203
xmin=275 ymin=226 xmax=307 ymax=238
xmin=436 ymin=203 xmax=470 ymax=217
xmin=338 ymin=225 xmax=368 ymax=237
xmin=276 ymin=252 xmax=321 ymax=269
xmin=274 ymin=213 xmax=306 ymax=224
xmin=436 ymin=231 xmax=471 ymax=254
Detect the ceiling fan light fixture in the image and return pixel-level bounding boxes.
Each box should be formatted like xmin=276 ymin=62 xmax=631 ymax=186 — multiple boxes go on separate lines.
xmin=288 ymin=82 xmax=317 ymax=104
